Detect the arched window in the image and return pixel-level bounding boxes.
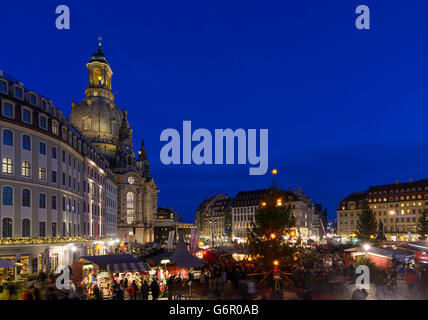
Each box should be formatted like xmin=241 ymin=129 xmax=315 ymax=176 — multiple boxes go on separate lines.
xmin=22 ymin=219 xmax=30 ymax=237
xmin=2 ymin=218 xmax=12 ymax=237
xmin=22 ymin=134 xmax=31 ymax=150
xmin=92 ymin=68 xmax=102 ymax=86
xmin=83 ymin=117 xmax=92 ymax=131
xmin=3 ymin=129 xmax=13 ymax=146
xmin=127 ymin=156 xmax=132 ymax=166
xmin=22 ymin=189 xmax=31 ymax=207
xmin=127 ymin=192 xmax=134 ymax=208
xmin=126 ymin=192 xmax=134 ymax=224
xmin=111 ymin=122 xmax=118 ymax=135
xmin=2 ymin=186 xmax=13 ymax=205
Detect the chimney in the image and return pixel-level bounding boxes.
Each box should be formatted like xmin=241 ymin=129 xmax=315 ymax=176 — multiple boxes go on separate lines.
xmin=409 ymin=178 xmax=413 ymax=183
xmin=396 ymin=180 xmax=399 ymax=184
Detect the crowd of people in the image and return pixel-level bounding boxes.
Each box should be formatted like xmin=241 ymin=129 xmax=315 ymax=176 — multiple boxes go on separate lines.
xmin=2 ymin=243 xmax=428 ymax=300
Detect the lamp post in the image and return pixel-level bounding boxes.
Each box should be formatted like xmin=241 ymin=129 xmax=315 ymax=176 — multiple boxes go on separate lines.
xmin=271 ymin=169 xmax=278 ymax=188
xmin=273 ymin=259 xmax=280 ymax=293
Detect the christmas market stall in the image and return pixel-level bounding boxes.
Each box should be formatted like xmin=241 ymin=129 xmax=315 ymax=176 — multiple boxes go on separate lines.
xmin=72 ymin=254 xmax=150 ymax=298
xmin=167 ymin=232 xmax=204 ymax=277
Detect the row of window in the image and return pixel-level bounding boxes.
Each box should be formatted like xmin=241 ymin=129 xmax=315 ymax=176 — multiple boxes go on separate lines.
xmin=370 ymin=187 xmax=428 ymax=196
xmin=1 ymin=218 xmax=54 ymax=238
xmin=0 ymin=79 xmax=52 ymax=111
xmin=2 ymin=102 xmax=49 ymax=130
xmin=1 ymin=100 xmax=108 ymax=174
xmin=339 ymin=217 xmax=417 ymax=225
xmin=0 ymin=186 xmax=82 ymax=214
xmin=1 ymin=217 xmax=101 ymax=238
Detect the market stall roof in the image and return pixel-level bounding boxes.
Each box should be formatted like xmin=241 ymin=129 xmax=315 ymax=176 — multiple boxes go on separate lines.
xmin=169 ymin=232 xmax=204 ymax=268
xmin=356 ymin=246 xmax=408 ymax=259
xmin=408 ymin=242 xmax=428 ymax=250
xmin=107 ymin=262 xmax=151 ymax=273
xmin=397 ymin=244 xmax=426 ymax=253
xmin=81 ymin=254 xmax=138 ymax=267
xmin=145 ymin=250 xmax=172 ymax=265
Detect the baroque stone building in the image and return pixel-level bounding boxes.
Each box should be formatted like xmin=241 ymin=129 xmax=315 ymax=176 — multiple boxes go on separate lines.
xmin=195 ymin=194 xmax=233 ymax=244
xmin=68 ymin=40 xmax=158 ymax=243
xmin=230 ymin=187 xmax=320 ymax=242
xmin=337 ymin=178 xmax=428 ymax=241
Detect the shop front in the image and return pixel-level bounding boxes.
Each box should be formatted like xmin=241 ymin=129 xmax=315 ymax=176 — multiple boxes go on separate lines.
xmin=0 ymin=241 xmax=86 ymax=280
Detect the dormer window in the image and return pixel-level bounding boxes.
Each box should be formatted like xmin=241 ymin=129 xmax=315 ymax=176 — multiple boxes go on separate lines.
xmin=29 ymin=94 xmax=36 ymax=105
xmin=15 ymin=86 xmax=23 ymax=99
xmin=0 ymin=80 xmax=7 ymax=93
xmin=52 ymin=120 xmax=58 ymax=135
xmin=41 ymin=100 xmax=47 ymax=111
xmin=22 ymin=108 xmax=32 ymax=123
xmin=2 ymin=102 xmax=14 ymax=118
xmin=39 ymin=115 xmax=47 ymax=130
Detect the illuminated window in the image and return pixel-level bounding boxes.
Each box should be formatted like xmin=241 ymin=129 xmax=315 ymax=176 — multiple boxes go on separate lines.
xmin=22 ymin=161 xmax=31 ymax=177
xmin=52 ymin=121 xmax=59 ymax=135
xmin=126 ymin=192 xmax=134 ymax=224
xmin=92 ymin=68 xmax=102 ymax=85
xmin=2 ymin=158 xmax=13 ymax=174
xmin=38 ymin=167 xmax=46 ymax=180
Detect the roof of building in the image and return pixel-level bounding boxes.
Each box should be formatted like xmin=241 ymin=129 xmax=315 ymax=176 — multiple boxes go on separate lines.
xmin=367 ymin=179 xmax=428 ymax=194
xmin=89 ymin=39 xmax=109 ymax=64
xmin=232 ymin=188 xmax=299 ymax=207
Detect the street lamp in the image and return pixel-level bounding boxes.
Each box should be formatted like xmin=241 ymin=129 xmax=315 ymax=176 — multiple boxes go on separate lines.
xmin=363 ymin=243 xmax=370 ymax=257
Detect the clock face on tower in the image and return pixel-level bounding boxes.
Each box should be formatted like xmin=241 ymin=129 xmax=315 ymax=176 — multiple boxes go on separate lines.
xmin=128 ymin=176 xmax=135 ymax=184
xmin=125 ymin=145 xmax=130 ymax=151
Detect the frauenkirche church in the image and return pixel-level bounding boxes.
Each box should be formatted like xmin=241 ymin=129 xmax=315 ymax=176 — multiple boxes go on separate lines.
xmin=68 ymin=39 xmax=158 ymax=243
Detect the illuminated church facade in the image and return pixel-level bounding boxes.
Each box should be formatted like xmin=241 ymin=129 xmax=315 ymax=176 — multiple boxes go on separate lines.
xmin=68 ymin=39 xmax=158 ymax=243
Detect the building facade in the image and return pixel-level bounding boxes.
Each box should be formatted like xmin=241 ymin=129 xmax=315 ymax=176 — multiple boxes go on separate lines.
xmin=0 ymin=70 xmax=117 ymax=273
xmin=195 ymin=194 xmax=232 ymax=244
xmin=337 ymin=179 xmax=428 ymax=241
xmin=68 ymin=41 xmax=158 ymax=244
xmin=154 ymin=208 xmax=180 ymax=244
xmin=231 ymin=188 xmax=319 ymax=242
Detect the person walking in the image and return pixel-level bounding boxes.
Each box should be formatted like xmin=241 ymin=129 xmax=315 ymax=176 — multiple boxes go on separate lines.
xmin=167 ymin=276 xmax=175 ymax=300
xmin=129 ymin=280 xmax=138 ymax=300
xmin=175 ymin=276 xmax=183 ymax=300
xmin=150 ymin=279 xmax=160 ymax=300
xmin=141 ymin=280 xmax=150 ymax=301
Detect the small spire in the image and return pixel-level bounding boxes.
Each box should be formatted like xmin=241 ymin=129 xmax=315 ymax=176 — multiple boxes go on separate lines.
xmin=98 ymin=36 xmax=102 ymax=51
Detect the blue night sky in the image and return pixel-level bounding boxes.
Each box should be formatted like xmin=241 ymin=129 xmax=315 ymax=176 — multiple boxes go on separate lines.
xmin=2 ymin=1 xmax=428 ymax=222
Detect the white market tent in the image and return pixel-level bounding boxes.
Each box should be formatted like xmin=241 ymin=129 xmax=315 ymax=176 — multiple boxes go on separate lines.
xmin=169 ymin=232 xmax=204 ymax=268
